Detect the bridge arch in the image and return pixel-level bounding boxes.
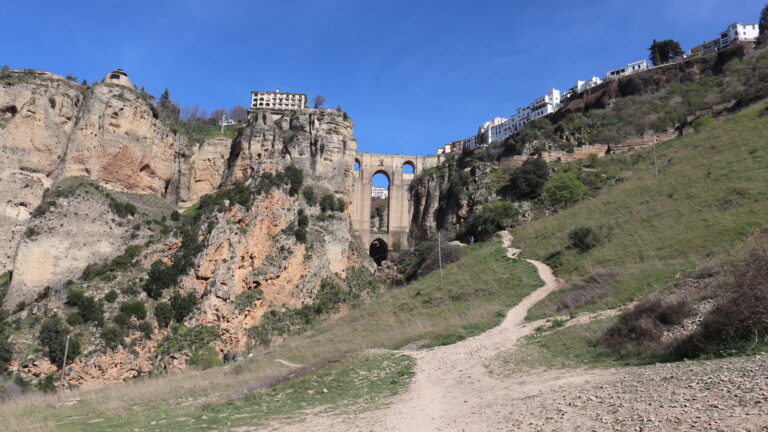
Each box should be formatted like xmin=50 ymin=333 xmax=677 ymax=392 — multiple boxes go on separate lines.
xmin=349 ymin=152 xmax=442 ymax=254
xmin=369 ymin=238 xmax=388 ymax=266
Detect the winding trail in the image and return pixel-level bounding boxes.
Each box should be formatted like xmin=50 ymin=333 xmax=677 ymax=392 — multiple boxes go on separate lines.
xmin=267 ymin=231 xmax=588 ymax=431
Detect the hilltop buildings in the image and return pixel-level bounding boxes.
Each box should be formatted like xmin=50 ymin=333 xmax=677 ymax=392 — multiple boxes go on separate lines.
xmin=690 ymin=23 xmax=759 ymax=56
xmin=251 ymin=89 xmax=307 ymax=110
xmin=371 ymin=186 xmax=388 ymax=199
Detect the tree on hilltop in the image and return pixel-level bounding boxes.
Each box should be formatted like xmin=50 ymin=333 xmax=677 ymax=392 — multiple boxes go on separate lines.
xmin=313 ymin=95 xmax=326 ymax=109
xmin=210 ymin=108 xmax=227 ymax=121
xmin=648 ymin=39 xmax=684 ymax=66
xmin=229 ymin=105 xmax=248 ymax=122
xmin=760 ymin=3 xmax=768 ymax=45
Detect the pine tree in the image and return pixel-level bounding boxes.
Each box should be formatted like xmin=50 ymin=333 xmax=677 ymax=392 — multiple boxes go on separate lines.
xmin=760 ymin=3 xmax=768 ymax=45
xmin=159 ymin=88 xmax=170 ymax=105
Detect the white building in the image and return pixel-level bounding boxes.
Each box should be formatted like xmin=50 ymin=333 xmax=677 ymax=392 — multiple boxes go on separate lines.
xmin=478 ymin=117 xmax=509 ymax=145
xmin=371 ymin=186 xmax=389 ymax=199
xmin=251 ymin=89 xmax=307 ymax=110
xmin=691 ymin=22 xmax=759 ymax=56
xmin=573 ymin=76 xmax=603 ymax=93
xmin=606 ymin=60 xmax=650 ymax=79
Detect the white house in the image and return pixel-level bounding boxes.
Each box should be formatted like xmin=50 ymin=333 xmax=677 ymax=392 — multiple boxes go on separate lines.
xmin=371 ymin=186 xmax=389 ymax=199
xmin=573 ymin=76 xmax=603 ymax=93
xmin=691 ymin=23 xmax=758 ymax=56
xmin=251 ymin=89 xmax=307 ymax=110
xmin=606 ymin=60 xmax=650 ymax=79
xmin=478 ymin=117 xmax=509 ymax=145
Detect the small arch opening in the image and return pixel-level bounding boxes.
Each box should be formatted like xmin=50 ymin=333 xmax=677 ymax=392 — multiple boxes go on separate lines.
xmin=402 ymin=161 xmax=415 ymax=175
xmin=369 ymin=238 xmax=388 ymax=266
xmin=371 ymin=171 xmax=389 ymax=233
xmin=354 ymin=159 xmax=360 ymax=172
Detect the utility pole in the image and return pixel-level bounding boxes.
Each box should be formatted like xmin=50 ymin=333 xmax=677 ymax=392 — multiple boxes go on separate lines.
xmin=57 ymin=335 xmax=70 ymax=405
xmin=437 ymin=230 xmax=444 ymax=291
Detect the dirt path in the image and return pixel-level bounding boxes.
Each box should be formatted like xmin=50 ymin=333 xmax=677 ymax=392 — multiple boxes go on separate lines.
xmin=264 ymin=233 xmax=768 ymax=431
xmin=266 ymin=232 xmax=580 ymax=431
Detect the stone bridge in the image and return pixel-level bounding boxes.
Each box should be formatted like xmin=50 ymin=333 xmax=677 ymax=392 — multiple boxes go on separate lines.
xmin=349 ymin=152 xmax=443 ymax=264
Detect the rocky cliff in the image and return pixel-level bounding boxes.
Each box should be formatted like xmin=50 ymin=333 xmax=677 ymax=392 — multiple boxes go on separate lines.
xmin=0 ymin=69 xmax=371 ymax=389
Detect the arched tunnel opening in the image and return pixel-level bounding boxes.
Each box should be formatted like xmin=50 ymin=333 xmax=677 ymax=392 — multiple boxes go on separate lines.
xmin=369 ymin=238 xmax=388 ymax=266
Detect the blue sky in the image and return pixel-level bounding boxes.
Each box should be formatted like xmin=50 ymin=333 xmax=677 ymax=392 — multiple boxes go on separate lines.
xmin=2 ymin=0 xmax=764 ymax=157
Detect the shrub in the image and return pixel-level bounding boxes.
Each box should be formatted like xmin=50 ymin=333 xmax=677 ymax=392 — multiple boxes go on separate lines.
xmin=66 ymin=313 xmax=84 ymax=326
xmin=568 ymin=224 xmax=602 ymax=252
xmin=467 ymin=201 xmax=520 ymax=241
xmin=143 ymin=260 xmax=175 ymax=299
xmin=119 ymin=299 xmax=147 ymax=320
xmin=137 ymin=321 xmax=153 ymax=339
xmin=65 ymin=289 xmax=86 ymax=308
xmin=554 ymin=272 xmax=617 ymax=312
xmin=188 ymin=344 xmax=222 ymax=370
xmin=113 ymin=312 xmax=132 ymax=329
xmin=336 ymin=198 xmax=346 ymax=212
xmin=283 ymin=165 xmax=304 ymax=196
xmin=155 ymin=302 xmax=174 ymax=328
xmin=692 ymin=115 xmax=715 ymax=131
xmin=601 ymin=298 xmax=691 ymax=357
xmin=301 ymin=186 xmax=317 ymax=206
xmin=101 ymin=325 xmax=126 ymax=350
xmin=170 ymin=210 xmax=181 ymax=222
xmin=542 ymin=172 xmax=587 ymax=209
xmin=39 ymin=316 xmax=80 ymax=367
xmin=0 ymin=333 xmax=12 ymax=365
xmin=235 ymin=289 xmax=264 ymax=313
xmin=294 ymin=227 xmax=307 ymax=243
xmin=675 ymin=246 xmax=768 ymax=358
xmin=37 ymin=373 xmax=56 ymax=393
xmin=13 ymin=300 xmax=27 ymax=314
xmin=320 ymin=194 xmax=337 ymax=213
xmin=170 ymin=291 xmax=197 ymax=323
xmin=104 ymin=289 xmax=118 ymax=303
xmin=76 ymin=297 xmax=104 ymax=325
xmin=498 ymin=157 xmax=549 ymax=201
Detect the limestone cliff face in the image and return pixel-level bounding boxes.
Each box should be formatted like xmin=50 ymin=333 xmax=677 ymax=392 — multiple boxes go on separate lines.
xmin=226 ymin=109 xmax=357 ymax=196
xmin=0 ymin=70 xmax=371 ymax=389
xmin=0 ymin=73 xmax=84 ymax=273
xmin=60 ymin=83 xmax=184 ymax=197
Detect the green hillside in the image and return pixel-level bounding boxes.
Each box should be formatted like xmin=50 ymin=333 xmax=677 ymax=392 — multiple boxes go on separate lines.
xmin=512 ymin=103 xmax=768 ymax=320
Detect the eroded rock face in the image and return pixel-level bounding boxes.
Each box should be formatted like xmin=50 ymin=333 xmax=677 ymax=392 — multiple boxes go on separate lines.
xmin=177 ymin=136 xmax=232 ymax=208
xmin=60 ymin=83 xmax=183 ymax=197
xmin=226 ymin=109 xmax=357 ymax=196
xmin=7 ymin=185 xmax=135 ymax=308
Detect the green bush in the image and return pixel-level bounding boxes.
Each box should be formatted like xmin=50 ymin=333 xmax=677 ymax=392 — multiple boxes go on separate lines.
xmin=119 ymin=299 xmax=147 ymax=320
xmin=692 ymin=115 xmax=715 ymax=131
xmin=320 ymin=194 xmax=338 ymax=213
xmin=284 ymin=165 xmax=304 ymax=196
xmin=143 ymin=260 xmax=175 ymax=299
xmin=188 ymin=344 xmax=222 ymax=370
xmin=336 ymin=197 xmax=346 ymax=212
xmin=542 ymin=172 xmax=588 ymax=209
xmin=499 ymin=157 xmax=550 ymax=201
xmin=302 ymin=187 xmax=317 ymax=205
xmin=0 ymin=333 xmax=12 ymax=365
xmin=13 ymin=300 xmax=27 ymax=314
xmin=155 ymin=302 xmax=174 ymax=328
xmin=38 ymin=316 xmax=80 ymax=367
xmin=235 ymin=289 xmax=264 ymax=313
xmin=170 ymin=210 xmax=181 ymax=222
xmin=65 ymin=289 xmax=86 ymax=308
xmin=137 ymin=321 xmax=153 ymax=339
xmin=104 ymin=289 xmax=119 ymax=303
xmin=37 ymin=373 xmax=57 ymax=393
xmin=467 ymin=201 xmax=520 ymax=241
xmin=66 ymin=313 xmax=84 ymax=326
xmin=101 ymin=325 xmax=126 ymax=350
xmin=156 ymin=324 xmax=219 ymax=356
xmin=568 ymin=225 xmax=602 ymax=252
xmin=170 ymin=291 xmax=197 ymax=323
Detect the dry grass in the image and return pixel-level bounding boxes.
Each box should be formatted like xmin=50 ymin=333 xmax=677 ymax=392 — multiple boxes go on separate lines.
xmin=0 ymin=239 xmax=541 ymax=430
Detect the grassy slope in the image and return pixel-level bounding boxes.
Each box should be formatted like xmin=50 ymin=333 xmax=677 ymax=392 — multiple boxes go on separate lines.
xmin=1 ymin=240 xmax=541 ymax=431
xmin=514 ymin=103 xmax=768 ymax=320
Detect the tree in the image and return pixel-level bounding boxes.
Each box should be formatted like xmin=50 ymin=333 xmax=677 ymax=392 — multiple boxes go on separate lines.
xmin=229 ymin=105 xmax=248 ymax=122
xmin=302 ymin=186 xmax=317 ymax=206
xmin=469 ymin=201 xmax=520 ymax=240
xmin=542 ymin=172 xmax=588 ymax=209
xmin=313 ymin=95 xmax=326 ymax=109
xmin=648 ymin=39 xmax=684 ymax=66
xmin=159 ymin=89 xmax=170 ymax=105
xmin=0 ymin=333 xmax=12 ymax=365
xmin=170 ymin=291 xmax=197 ymax=322
xmin=760 ymin=4 xmax=768 ymax=45
xmin=320 ymin=193 xmax=337 ymax=212
xmin=283 ymin=165 xmax=304 ymax=196
xmin=155 ymin=302 xmax=174 ymax=328
xmin=210 ymin=108 xmax=227 ymax=121
xmin=498 ymin=157 xmax=550 ymax=201
xmin=336 ymin=105 xmax=343 ymax=112
xmin=39 ymin=316 xmax=81 ymax=367
xmin=144 ymin=260 xmax=176 ymax=299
